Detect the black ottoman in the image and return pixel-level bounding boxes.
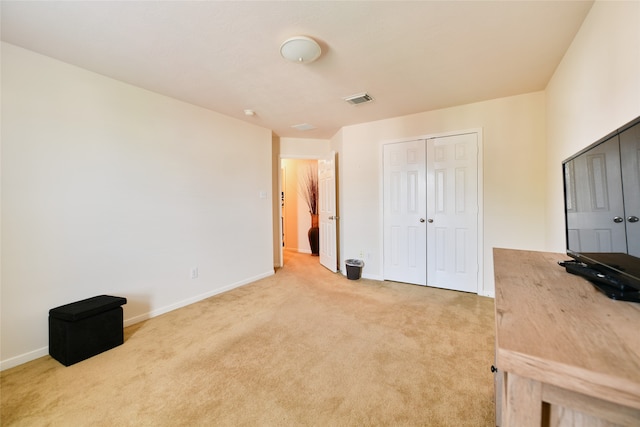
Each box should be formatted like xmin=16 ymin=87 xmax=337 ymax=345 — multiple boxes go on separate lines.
xmin=49 ymin=295 xmax=127 ymax=366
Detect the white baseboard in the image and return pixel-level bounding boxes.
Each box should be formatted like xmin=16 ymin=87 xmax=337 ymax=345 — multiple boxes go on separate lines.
xmin=340 ymin=270 xmax=383 ymax=281
xmin=0 ymin=269 xmax=275 ymax=372
xmin=124 ymin=269 xmax=275 ymax=327
xmin=0 ymin=347 xmax=49 ymax=371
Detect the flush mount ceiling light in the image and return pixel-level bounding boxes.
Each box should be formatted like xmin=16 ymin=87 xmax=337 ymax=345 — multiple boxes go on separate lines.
xmin=291 ymin=123 xmax=316 ymax=131
xmin=280 ymin=36 xmax=322 ymax=63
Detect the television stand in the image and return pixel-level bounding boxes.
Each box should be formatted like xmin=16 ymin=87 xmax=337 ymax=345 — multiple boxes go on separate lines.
xmin=493 ymin=248 xmax=640 ymax=426
xmin=561 ymin=261 xmax=640 ymax=303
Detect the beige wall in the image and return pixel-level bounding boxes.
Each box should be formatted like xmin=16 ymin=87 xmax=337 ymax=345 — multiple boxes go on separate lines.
xmin=545 ymin=0 xmax=640 ymax=252
xmin=1 ymin=43 xmax=274 ymax=369
xmin=4 ymin=0 xmax=639 ymax=370
xmin=272 ymin=134 xmax=281 ymax=267
xmin=336 ymin=92 xmax=547 ymax=296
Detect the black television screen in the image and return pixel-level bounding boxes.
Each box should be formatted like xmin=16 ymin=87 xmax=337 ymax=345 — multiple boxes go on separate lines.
xmin=562 ymin=115 xmax=640 ymax=302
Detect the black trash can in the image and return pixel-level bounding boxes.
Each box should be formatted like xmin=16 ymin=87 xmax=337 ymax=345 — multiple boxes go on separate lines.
xmin=345 ymin=259 xmax=364 ymax=280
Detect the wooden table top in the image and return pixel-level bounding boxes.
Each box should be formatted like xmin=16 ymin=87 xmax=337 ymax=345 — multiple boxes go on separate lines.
xmin=493 ymin=248 xmax=640 ymax=409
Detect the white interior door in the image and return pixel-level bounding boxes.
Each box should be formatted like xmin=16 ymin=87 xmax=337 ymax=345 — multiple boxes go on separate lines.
xmin=383 ymin=140 xmax=427 ymax=285
xmin=319 ymin=152 xmax=338 ymax=272
xmin=426 ymin=133 xmax=479 ymax=293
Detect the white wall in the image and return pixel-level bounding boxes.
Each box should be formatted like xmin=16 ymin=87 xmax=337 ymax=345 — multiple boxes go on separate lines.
xmin=280 ymin=137 xmax=330 ymax=158
xmin=1 ymin=43 xmax=274 ymax=369
xmin=331 ymin=0 xmax=640 ymax=295
xmin=545 ymin=0 xmax=640 ymax=252
xmin=335 ymin=92 xmax=547 ymax=296
xmin=6 ymin=0 xmax=637 ymax=370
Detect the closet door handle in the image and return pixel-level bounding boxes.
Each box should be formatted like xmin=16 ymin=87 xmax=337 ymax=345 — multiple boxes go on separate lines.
xmin=419 ymin=218 xmax=425 ymax=223
xmin=628 ymin=216 xmax=639 ymax=223
xmin=613 ymin=216 xmax=624 ymax=223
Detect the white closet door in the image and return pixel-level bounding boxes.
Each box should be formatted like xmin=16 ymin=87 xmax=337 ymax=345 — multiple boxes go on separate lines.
xmin=383 ymin=140 xmax=427 ymax=285
xmin=426 ymin=133 xmax=479 ymax=293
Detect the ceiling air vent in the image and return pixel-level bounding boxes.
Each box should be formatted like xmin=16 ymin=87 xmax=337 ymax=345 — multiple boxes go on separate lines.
xmin=343 ymin=92 xmax=374 ymax=105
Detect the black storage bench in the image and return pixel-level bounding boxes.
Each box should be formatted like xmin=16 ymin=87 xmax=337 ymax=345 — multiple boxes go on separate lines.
xmin=49 ymin=295 xmax=127 ymax=366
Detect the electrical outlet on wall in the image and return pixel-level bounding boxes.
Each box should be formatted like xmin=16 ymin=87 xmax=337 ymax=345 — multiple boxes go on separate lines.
xmin=190 ymin=268 xmax=199 ymax=279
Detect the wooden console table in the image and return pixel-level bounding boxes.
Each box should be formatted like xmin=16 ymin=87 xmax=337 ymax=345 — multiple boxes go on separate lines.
xmin=493 ymin=248 xmax=640 ymax=426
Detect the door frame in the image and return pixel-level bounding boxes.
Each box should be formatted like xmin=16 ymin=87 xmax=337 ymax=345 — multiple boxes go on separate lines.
xmin=278 ymin=154 xmax=339 ymax=269
xmin=379 ymin=128 xmax=485 ymax=295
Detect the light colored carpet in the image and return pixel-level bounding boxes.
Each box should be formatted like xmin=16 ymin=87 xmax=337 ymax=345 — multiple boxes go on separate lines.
xmin=1 ymin=251 xmax=496 ymax=426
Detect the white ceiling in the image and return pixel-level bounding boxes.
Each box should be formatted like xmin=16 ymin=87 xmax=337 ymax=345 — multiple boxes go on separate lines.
xmin=1 ymin=1 xmax=594 ymax=139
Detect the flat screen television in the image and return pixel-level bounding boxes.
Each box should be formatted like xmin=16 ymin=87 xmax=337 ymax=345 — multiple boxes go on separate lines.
xmin=562 ymin=115 xmax=640 ymax=303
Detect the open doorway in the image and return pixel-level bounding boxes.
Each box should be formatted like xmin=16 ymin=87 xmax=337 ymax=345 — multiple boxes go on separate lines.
xmin=281 ymin=158 xmax=319 ymax=258
xmin=278 ymin=152 xmax=338 ymax=273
